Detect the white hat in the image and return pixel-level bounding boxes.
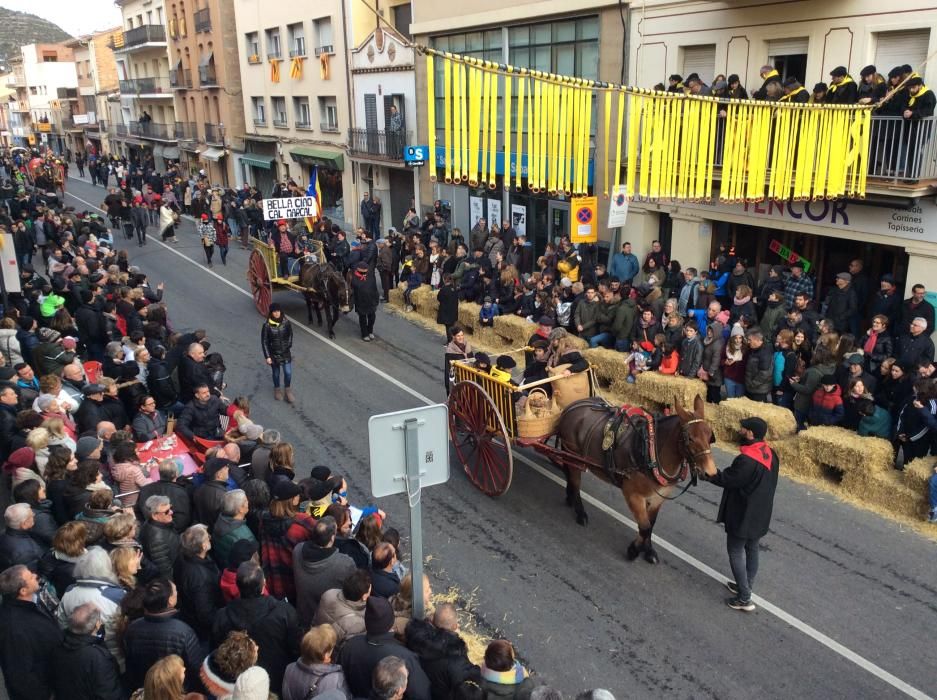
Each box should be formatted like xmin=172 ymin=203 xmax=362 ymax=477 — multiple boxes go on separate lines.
xmin=232 ymin=667 xmax=269 ymax=700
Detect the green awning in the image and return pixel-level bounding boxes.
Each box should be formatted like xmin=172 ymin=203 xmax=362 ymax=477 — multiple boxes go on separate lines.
xmin=289 ymin=146 xmax=344 ymax=170
xmin=241 ymin=153 xmax=275 ymax=169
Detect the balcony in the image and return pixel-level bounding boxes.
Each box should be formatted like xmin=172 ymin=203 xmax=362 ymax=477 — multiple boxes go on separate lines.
xmin=115 ymin=123 xmax=128 ymax=136
xmin=169 ymin=69 xmax=193 ymax=89
xmin=204 ymin=122 xmax=224 ymax=145
xmin=175 ymin=121 xmax=198 ymax=142
xmin=314 ymin=45 xmax=334 ymax=56
xmin=119 ymin=77 xmax=173 ymax=97
xmin=267 ymin=48 xmax=281 ymax=60
xmin=129 ymin=120 xmax=176 ymax=141
xmin=10 ymin=102 xmax=29 ymax=113
xmin=247 ymin=54 xmax=262 ymax=65
xmin=194 ymin=8 xmax=211 ymax=33
xmin=296 ymin=119 xmax=312 ymax=131
xmin=253 ymin=116 xmax=266 ymax=126
xmin=198 ymin=66 xmax=217 ymax=87
xmin=109 ymin=24 xmax=167 ymax=51
xmin=8 ymin=73 xmax=25 ymax=87
xmin=272 ymin=116 xmax=288 ymax=128
xmin=289 ymin=43 xmax=306 ymax=58
xmin=320 ymin=121 xmax=340 ymax=134
xmin=348 ymin=128 xmax=409 ymax=160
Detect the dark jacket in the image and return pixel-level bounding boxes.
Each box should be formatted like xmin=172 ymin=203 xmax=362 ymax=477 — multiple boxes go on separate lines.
xmin=75 ymin=302 xmax=107 ymax=346
xmin=899 ymin=298 xmax=936 ymax=337
xmin=174 ymin=552 xmax=222 ymax=641
xmin=177 ymin=396 xmax=225 ymax=440
xmin=29 ymin=500 xmax=58 ymax=548
xmin=0 ymin=402 xmax=16 ymax=462
xmin=824 ymin=284 xmax=857 ymax=332
xmin=212 ymin=514 xmax=257 ymax=568
xmin=351 ymin=268 xmax=380 ymax=314
xmin=897 ymin=332 xmax=936 ymax=368
xmin=124 ymin=611 xmax=202 ymax=691
xmin=212 ymin=594 xmax=302 ymax=695
xmin=261 ymin=317 xmax=293 ymax=363
xmin=744 ymin=343 xmax=774 ymax=395
xmin=710 ymin=441 xmax=780 ymax=539
xmin=147 ymin=357 xmax=179 ymax=410
xmin=0 ymin=527 xmax=44 ymax=570
xmin=0 ymin=598 xmax=63 ymax=700
xmin=864 ymin=332 xmax=894 ymax=373
xmin=340 ymin=631 xmax=432 ymax=700
xmin=135 ymin=478 xmax=193 ymax=532
xmin=292 ymin=542 xmax=357 ymax=626
xmin=370 ymin=567 xmax=401 ymax=598
xmin=74 ymin=396 xmax=106 ymax=435
xmin=193 ymin=479 xmax=228 ymax=528
xmin=436 ymin=284 xmax=459 ymax=326
xmin=52 ymin=631 xmax=123 ymax=700
xmin=140 ymin=519 xmax=181 ymax=578
xmin=406 ymin=619 xmax=480 ymax=699
xmin=678 ymin=336 xmax=703 ymax=378
xmin=179 ymin=355 xmax=213 ymax=403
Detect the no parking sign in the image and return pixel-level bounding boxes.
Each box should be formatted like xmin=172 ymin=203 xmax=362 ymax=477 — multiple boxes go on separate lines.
xmin=570 ymin=196 xmax=598 ymax=243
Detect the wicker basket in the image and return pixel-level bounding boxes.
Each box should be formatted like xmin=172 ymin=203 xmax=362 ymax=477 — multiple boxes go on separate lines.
xmin=549 ymin=364 xmax=592 ymax=408
xmin=517 ymin=388 xmax=560 ymax=438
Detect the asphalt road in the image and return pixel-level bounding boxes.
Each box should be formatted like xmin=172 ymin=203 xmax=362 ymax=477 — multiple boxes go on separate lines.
xmin=62 ymin=174 xmax=937 ymax=699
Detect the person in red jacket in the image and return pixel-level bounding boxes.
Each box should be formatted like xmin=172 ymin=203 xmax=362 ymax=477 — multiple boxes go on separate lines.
xmin=809 ymin=374 xmax=845 ymax=426
xmin=219 ymin=539 xmax=268 ymax=603
xmin=213 ymin=213 xmax=230 ymax=266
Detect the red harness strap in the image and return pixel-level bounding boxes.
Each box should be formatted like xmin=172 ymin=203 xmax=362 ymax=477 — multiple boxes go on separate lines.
xmin=617 ymin=404 xmax=687 ymax=486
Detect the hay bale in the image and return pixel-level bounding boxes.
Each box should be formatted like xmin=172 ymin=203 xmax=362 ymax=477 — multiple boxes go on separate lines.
xmin=433 ymin=588 xmax=488 ymax=665
xmin=492 ymin=314 xmax=536 ymax=348
xmin=609 ymin=377 xmax=660 ymax=410
xmin=844 ymin=469 xmax=929 ymax=520
xmin=457 ymin=303 xmax=481 ymax=332
xmin=798 ymin=426 xmax=894 ymax=480
xmin=633 ymin=372 xmax=705 ymax=410
xmin=772 ymin=436 xmax=825 ymax=481
xmin=709 ymin=398 xmax=797 ymax=443
xmin=388 ymin=287 xmax=405 ymax=307
xmin=583 ymin=347 xmax=629 ymax=386
xmin=472 ymin=326 xmax=509 ymax=352
xmin=903 ymin=456 xmax=937 ymax=491
xmin=410 ymin=285 xmax=438 ymax=317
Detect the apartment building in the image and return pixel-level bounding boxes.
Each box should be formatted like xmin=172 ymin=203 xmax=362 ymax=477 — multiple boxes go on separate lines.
xmin=0 ymin=82 xmax=13 ymax=148
xmin=625 ymin=0 xmax=937 ymax=304
xmin=233 ymin=0 xmax=352 ymax=225
xmin=109 ymin=0 xmax=177 ymax=169
xmin=64 ymin=31 xmax=120 ymax=157
xmin=12 ymin=44 xmax=79 ymax=154
xmin=6 ymin=59 xmax=31 ymax=147
xmin=346 ymin=0 xmax=419 ymax=231
xmin=166 ymin=0 xmax=245 ymax=184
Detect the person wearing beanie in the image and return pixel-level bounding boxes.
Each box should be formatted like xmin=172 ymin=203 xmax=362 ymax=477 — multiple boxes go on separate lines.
xmin=809 ymin=374 xmax=845 ymax=426
xmin=810 ymin=82 xmax=828 ymax=104
xmin=727 ymin=74 xmax=747 ymax=99
xmin=351 ymin=259 xmax=380 ymax=342
xmin=828 ymin=65 xmax=858 ymax=104
xmin=901 ymin=75 xmax=936 ymax=180
xmin=197 ymin=212 xmax=217 ymax=268
xmin=858 ymin=64 xmax=886 ymax=105
xmin=231 ymin=666 xmax=270 ymax=700
xmin=780 ymin=76 xmax=809 ymax=103
xmin=261 ymin=303 xmax=294 ymax=402
xmin=218 ymin=539 xmax=266 ymax=602
xmin=339 ymin=595 xmax=432 ymax=699
xmin=703 ymin=417 xmax=779 ymax=612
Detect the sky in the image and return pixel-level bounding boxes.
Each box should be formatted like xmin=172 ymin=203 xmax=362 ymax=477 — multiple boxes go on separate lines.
xmin=3 ymin=0 xmax=123 ymax=36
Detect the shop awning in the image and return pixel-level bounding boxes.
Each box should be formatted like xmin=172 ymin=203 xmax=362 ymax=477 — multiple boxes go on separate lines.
xmin=152 ymin=144 xmax=165 ymax=159
xmin=200 ymin=147 xmax=225 ymax=162
xmin=289 ymin=146 xmax=343 ymax=170
xmin=163 ymin=146 xmax=181 ymax=159
xmin=241 ymin=153 xmax=275 ymax=169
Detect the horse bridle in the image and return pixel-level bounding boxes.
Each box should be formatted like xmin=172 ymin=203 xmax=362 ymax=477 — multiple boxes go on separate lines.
xmin=680 ymin=418 xmax=713 ymax=472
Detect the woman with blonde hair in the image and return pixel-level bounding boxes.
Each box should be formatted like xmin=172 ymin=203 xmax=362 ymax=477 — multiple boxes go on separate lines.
xmin=268 ymin=441 xmax=296 ymax=484
xmin=103 ymin=511 xmax=140 ymax=549
xmin=25 ymin=426 xmax=52 ymax=472
xmin=547 ymin=328 xmax=589 ymax=375
xmin=390 ymin=573 xmax=433 ymax=640
xmin=132 ymin=654 xmax=205 ymax=700
xmin=38 ymin=520 xmax=87 ymax=596
xmin=41 ymin=415 xmax=76 ymax=452
xmin=281 ymin=624 xmax=348 ymax=700
xmin=110 ymin=545 xmax=143 ymax=590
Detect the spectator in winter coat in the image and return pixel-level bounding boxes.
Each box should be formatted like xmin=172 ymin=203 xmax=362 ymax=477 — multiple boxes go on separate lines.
xmin=139 ymin=495 xmax=181 ymax=578
xmin=281 ymin=624 xmax=350 ymax=700
xmin=177 ymin=384 xmax=226 ymax=441
xmin=868 ymin=274 xmax=901 ymax=330
xmin=897 ymin=317 xmax=936 ymax=368
xmin=136 ymin=461 xmax=192 ymax=533
xmin=609 ymin=242 xmax=640 ymax=284
xmin=0 ymin=503 xmax=43 ymax=570
xmin=899 ymin=284 xmax=935 ymax=336
xmin=174 ymin=524 xmax=222 ymax=642
xmin=809 ymin=375 xmax=845 ymax=426
xmin=406 ymin=605 xmax=481 ymax=698
xmin=824 ymin=272 xmax=858 ymax=332
xmin=0 ymin=564 xmax=63 ymax=700
xmin=678 ymin=322 xmax=703 ymax=378
xmin=744 ymin=331 xmax=774 ymax=402
xmin=52 ymin=602 xmax=123 ymax=700
xmin=314 ymin=569 xmax=370 ymax=644
xmin=212 ymin=561 xmax=302 ymax=696
xmin=212 ymin=489 xmax=257 ymax=568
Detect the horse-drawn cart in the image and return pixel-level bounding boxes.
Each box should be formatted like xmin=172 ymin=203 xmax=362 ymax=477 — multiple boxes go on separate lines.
xmin=447 ymin=359 xmax=598 ymax=496
xmin=246 ymin=237 xmax=326 ymax=315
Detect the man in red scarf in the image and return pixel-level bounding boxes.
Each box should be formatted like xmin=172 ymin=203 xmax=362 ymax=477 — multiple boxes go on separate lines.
xmin=704 ymin=417 xmax=779 ymax=612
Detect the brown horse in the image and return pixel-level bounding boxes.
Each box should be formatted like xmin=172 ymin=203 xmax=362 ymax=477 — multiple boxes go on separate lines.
xmin=553 ymin=395 xmax=717 ymax=563
xmin=299 ymin=262 xmax=351 ymax=338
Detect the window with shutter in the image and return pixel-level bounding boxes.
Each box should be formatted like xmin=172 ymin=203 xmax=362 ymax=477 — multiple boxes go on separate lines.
xmin=681 ymin=44 xmax=716 ymax=84
xmin=875 ymin=29 xmax=930 ymax=75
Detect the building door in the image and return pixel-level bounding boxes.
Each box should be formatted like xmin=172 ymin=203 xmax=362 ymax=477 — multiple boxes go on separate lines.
xmin=388 ymin=168 xmax=413 ymax=231
xmin=547 ymin=200 xmax=569 ymax=247
xmin=364 ymin=94 xmax=378 ymax=155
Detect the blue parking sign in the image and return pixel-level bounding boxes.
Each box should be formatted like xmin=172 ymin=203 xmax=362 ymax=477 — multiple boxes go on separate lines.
xmin=404 ymin=145 xmax=428 ymax=166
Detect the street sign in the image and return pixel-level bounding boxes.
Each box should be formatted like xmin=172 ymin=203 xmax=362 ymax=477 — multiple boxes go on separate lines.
xmin=404 ymin=145 xmax=428 ymax=167
xmin=608 ymin=185 xmax=629 ymax=228
xmin=368 ymin=404 xmax=450 ymax=621
xmin=570 ymin=195 xmax=598 ymax=243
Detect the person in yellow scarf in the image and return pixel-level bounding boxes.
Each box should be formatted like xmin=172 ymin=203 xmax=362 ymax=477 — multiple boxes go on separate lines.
xmin=828 ymin=66 xmax=858 ymax=104
xmin=902 ymin=76 xmax=936 ymax=180
xmin=780 ymin=77 xmax=809 ymax=103
xmin=858 ymin=64 xmax=886 ymax=104
xmin=753 ymin=65 xmax=782 ymax=101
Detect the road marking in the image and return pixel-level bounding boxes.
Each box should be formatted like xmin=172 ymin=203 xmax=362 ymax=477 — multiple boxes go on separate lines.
xmin=65 ymin=182 xmax=933 ymax=700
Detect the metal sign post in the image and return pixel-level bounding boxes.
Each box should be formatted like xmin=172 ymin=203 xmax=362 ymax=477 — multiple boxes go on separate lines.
xmin=369 ymin=404 xmax=449 ymax=623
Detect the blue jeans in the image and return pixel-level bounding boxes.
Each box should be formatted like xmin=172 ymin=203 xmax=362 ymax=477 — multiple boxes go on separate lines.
xmin=727 ymin=533 xmax=760 ymax=603
xmin=929 ymin=473 xmax=937 ymax=511
xmin=588 ymin=332 xmax=613 ymax=348
xmin=271 ymin=360 xmax=292 ymax=388
xmin=227 ymin=217 xmax=240 ymax=241
xmin=724 ymin=378 xmax=745 ymax=398
xmin=614 ymin=338 xmax=631 ymax=352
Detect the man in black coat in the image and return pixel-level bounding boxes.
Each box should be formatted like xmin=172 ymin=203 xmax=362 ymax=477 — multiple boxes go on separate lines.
xmin=897 ymin=317 xmax=936 ymax=367
xmin=0 ymin=565 xmax=63 ymax=700
xmin=406 ymin=605 xmax=480 ymax=698
xmin=173 ymin=524 xmax=221 ymax=642
xmin=139 ymin=495 xmax=182 ymax=578
xmin=212 ymin=561 xmax=302 ymax=695
xmin=824 ymin=272 xmax=858 ymax=332
xmin=52 ymin=602 xmax=123 ymax=700
xmin=178 ymin=342 xmax=212 ymax=402
xmin=436 ymin=274 xmax=459 ymax=341
xmin=123 ymin=579 xmax=202 ymax=691
xmin=351 ymin=260 xmax=380 ymax=341
xmin=704 ymin=417 xmax=779 ymax=612
xmin=136 ymin=461 xmax=193 ymax=532
xmin=74 ymin=383 xmax=107 ymax=435
xmin=0 ymin=386 xmax=19 ymax=461
xmin=193 ymin=458 xmax=231 ymax=528
xmin=0 ymin=503 xmax=44 ymax=570
xmin=176 ymin=384 xmax=226 ymax=440
xmin=900 ymin=284 xmax=936 ymax=337
xmin=340 ymin=596 xmax=432 ymax=699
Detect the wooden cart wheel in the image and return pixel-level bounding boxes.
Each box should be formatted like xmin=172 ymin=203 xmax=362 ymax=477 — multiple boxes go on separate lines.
xmin=448 ymin=380 xmax=513 ymax=496
xmin=247 ymin=249 xmax=272 ymax=315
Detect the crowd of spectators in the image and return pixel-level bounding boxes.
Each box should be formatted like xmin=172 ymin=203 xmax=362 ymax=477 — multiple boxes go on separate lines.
xmin=0 ymin=159 xmax=615 ymax=699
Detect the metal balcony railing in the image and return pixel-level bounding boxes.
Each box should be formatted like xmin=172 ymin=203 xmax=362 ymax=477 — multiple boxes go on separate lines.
xmin=289 ymin=43 xmax=306 ymax=57
xmin=253 ymin=116 xmax=266 ymax=126
xmin=198 ymin=66 xmax=217 ymax=86
xmin=247 ymin=54 xmax=262 ymax=65
xmin=194 ymin=8 xmax=211 ymax=32
xmin=348 ymin=128 xmax=409 ymax=159
xmin=129 ymin=120 xmax=175 ymax=140
xmin=119 ymin=77 xmax=172 ymax=95
xmin=204 ymin=122 xmax=224 ymax=144
xmin=296 ymin=120 xmax=312 ymax=130
xmin=116 ymin=123 xmax=128 ymax=136
xmin=272 ymin=117 xmax=288 ymax=128
xmin=111 ymin=24 xmax=167 ymax=50
xmin=175 ymin=121 xmax=197 ymax=140
xmin=320 ymin=121 xmax=340 ymax=133
xmin=169 ymin=69 xmax=193 ymax=89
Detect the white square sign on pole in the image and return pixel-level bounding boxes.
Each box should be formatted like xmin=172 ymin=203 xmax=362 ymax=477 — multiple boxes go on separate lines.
xmin=608 ymin=184 xmax=629 ymax=228
xmin=368 ymin=404 xmax=449 ymax=622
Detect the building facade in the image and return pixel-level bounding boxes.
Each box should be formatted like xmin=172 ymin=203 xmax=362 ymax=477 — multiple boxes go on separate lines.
xmin=233 ymin=0 xmax=353 ymax=225
xmin=109 ymin=0 xmax=177 ymax=169
xmin=625 ymin=0 xmax=937 ymax=313
xmin=166 ymin=0 xmax=245 ymax=184
xmin=65 ymin=29 xmax=122 ymax=158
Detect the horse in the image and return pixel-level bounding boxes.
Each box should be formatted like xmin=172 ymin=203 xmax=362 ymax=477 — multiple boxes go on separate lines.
xmin=298 ymin=261 xmax=351 ymax=338
xmin=553 ymin=395 xmax=717 ymax=564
